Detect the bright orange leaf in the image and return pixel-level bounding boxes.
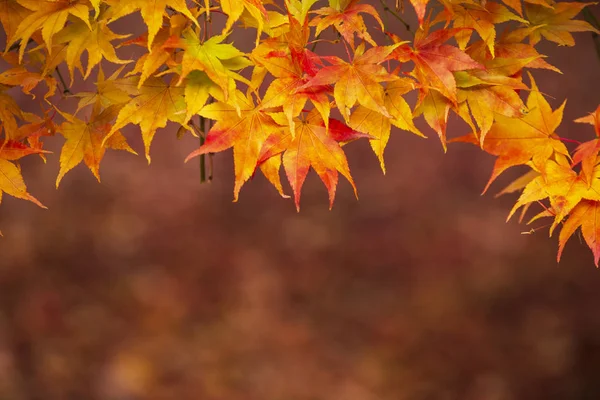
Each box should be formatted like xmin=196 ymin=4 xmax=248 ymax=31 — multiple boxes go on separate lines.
xmin=185 ymin=92 xmax=282 ymax=201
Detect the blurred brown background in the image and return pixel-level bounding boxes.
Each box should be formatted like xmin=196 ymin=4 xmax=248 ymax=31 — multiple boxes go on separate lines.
xmin=1 ymin=2 xmax=600 ymax=399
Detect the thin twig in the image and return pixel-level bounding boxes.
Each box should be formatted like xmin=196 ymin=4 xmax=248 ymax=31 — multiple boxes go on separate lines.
xmin=55 ymin=67 xmax=71 ymax=95
xmin=199 ymin=115 xmax=207 ymax=183
xmin=311 ymin=33 xmax=320 ymax=52
xmin=378 ymin=0 xmax=412 ymax=34
xmin=583 ymin=9 xmax=600 ymax=62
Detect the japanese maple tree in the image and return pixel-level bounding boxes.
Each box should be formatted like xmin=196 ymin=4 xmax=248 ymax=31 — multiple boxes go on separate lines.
xmin=1 ymin=0 xmax=600 ymax=265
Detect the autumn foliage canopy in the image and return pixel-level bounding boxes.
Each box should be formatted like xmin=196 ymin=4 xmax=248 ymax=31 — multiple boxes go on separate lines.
xmin=0 ymin=0 xmax=599 ymax=264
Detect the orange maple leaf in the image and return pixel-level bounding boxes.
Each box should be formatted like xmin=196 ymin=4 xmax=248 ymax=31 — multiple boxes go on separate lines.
xmin=254 ymin=32 xmax=330 ymax=134
xmin=558 ymin=200 xmax=600 ymax=266
xmin=258 ymin=110 xmax=367 ymax=211
xmin=390 ymin=26 xmax=484 ymax=104
xmin=436 ymin=0 xmax=526 ymax=56
xmin=350 ymin=78 xmax=424 ymax=173
xmin=525 ymin=1 xmax=600 ymax=46
xmin=574 ymin=104 xmax=600 ymax=136
xmin=185 ymin=92 xmax=282 ymax=201
xmin=414 ymin=88 xmax=452 ymax=150
xmin=454 ymin=74 xmax=569 ymax=192
xmin=299 ymin=43 xmax=399 ymax=122
xmin=311 ymin=0 xmax=383 ymax=49
xmin=104 ymin=0 xmax=199 ymax=50
xmin=507 ymin=156 xmax=600 ymax=232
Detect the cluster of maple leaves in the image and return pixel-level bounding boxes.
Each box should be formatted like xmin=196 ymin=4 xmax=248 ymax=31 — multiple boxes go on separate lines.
xmin=0 ymin=0 xmax=599 ymax=264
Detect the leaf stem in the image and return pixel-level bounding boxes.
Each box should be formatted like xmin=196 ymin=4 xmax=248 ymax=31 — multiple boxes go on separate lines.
xmin=556 ymin=136 xmax=582 ymax=145
xmin=340 ymin=34 xmax=352 ymax=60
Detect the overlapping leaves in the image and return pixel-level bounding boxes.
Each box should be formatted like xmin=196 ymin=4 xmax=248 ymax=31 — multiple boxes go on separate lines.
xmin=0 ymin=0 xmax=599 ymax=265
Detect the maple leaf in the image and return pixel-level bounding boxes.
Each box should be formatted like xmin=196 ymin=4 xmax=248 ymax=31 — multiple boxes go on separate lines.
xmin=0 ymin=0 xmax=30 ymax=41
xmin=54 ymin=17 xmax=131 ymax=83
xmin=572 ymin=139 xmax=600 ymax=186
xmin=491 ymin=33 xmax=562 ymax=73
xmin=238 ymin=8 xmax=289 ymax=39
xmin=9 ymin=108 xmax=57 ymax=143
xmin=218 ymin=0 xmax=268 ymax=43
xmin=299 ymin=43 xmax=399 ymax=122
xmin=409 ymin=0 xmax=430 ymax=25
xmin=525 ymin=2 xmax=600 ymax=46
xmin=0 ymin=139 xmax=50 ymax=160
xmin=7 ymin=0 xmax=92 ymax=62
xmin=55 ymin=105 xmax=136 ymax=187
xmin=185 ymin=92 xmax=282 ymax=201
xmin=104 ymin=0 xmax=198 ymax=50
xmin=182 ymin=71 xmax=222 ymax=126
xmin=0 ymin=66 xmax=58 ymax=101
xmin=453 ymin=74 xmax=569 ymax=192
xmin=436 ymin=1 xmax=527 ymax=56
xmin=164 ymin=28 xmax=251 ymax=102
xmin=507 ymin=156 xmax=600 ymax=234
xmin=311 ymin=0 xmax=384 ymax=49
xmin=390 ymin=26 xmax=484 ymax=104
xmin=570 ymin=107 xmax=600 ymax=185
xmin=495 ymin=169 xmax=540 ymax=197
xmin=558 ymin=200 xmax=600 ymax=266
xmin=119 ymin=14 xmax=189 ymax=88
xmin=71 ymin=66 xmax=131 ymax=113
xmin=286 ymin=0 xmax=319 ymax=25
xmin=454 ymin=69 xmax=527 ymax=145
xmin=254 ymin=32 xmax=331 ymax=134
xmin=0 ymin=141 xmax=46 ymax=208
xmin=257 ymin=147 xmax=290 ymax=199
xmin=258 ymin=110 xmax=366 ymax=210
xmin=285 ymin=12 xmax=322 ymax=77
xmin=350 ymin=78 xmax=424 ymax=173
xmin=104 ymin=77 xmax=187 ymax=163
xmin=0 ymin=91 xmax=24 ymax=139
xmin=574 ymin=104 xmax=600 ymax=136
xmin=414 ymin=88 xmax=452 ymax=150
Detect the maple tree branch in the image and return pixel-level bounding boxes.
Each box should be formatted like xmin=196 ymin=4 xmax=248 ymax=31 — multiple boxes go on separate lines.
xmin=208 ymin=150 xmax=214 ymax=182
xmin=55 ymin=67 xmax=71 ymax=95
xmin=379 ymin=0 xmax=412 ymax=34
xmin=311 ymin=33 xmax=320 ymax=52
xmin=6 ymin=38 xmax=33 ymax=53
xmin=190 ymin=118 xmax=209 ymax=183
xmin=582 ymin=9 xmax=600 ymax=62
xmin=199 ymin=115 xmax=207 ymax=183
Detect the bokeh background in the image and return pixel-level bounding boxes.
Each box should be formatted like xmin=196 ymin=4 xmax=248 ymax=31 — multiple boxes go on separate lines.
xmin=1 ymin=1 xmax=600 ymax=399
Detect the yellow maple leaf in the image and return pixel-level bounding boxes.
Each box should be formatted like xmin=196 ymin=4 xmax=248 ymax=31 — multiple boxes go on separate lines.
xmin=55 ymin=105 xmax=136 ymax=186
xmin=104 ymin=77 xmax=186 ymax=163
xmin=54 ymin=18 xmax=131 ymax=83
xmin=7 ymin=0 xmax=92 ymax=62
